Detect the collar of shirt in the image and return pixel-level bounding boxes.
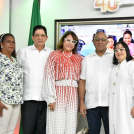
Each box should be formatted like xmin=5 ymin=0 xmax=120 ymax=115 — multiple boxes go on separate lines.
xmin=0 ymin=53 xmax=16 ymax=63
xmin=89 ymin=49 xmax=113 ymax=57
xmin=118 ymin=59 xmax=127 ymax=68
xmin=30 ymin=44 xmax=46 ymax=51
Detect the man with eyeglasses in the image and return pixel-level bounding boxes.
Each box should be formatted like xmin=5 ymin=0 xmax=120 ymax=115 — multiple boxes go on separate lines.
xmin=79 ymin=32 xmax=113 ymax=134
xmin=17 ymin=25 xmax=53 ymax=134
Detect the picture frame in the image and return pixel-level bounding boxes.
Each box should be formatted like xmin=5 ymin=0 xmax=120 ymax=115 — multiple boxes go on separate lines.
xmin=55 ymin=17 xmax=134 ymax=55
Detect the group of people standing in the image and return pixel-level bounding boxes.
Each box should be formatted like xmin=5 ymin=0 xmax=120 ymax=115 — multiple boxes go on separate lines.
xmin=0 ymin=25 xmax=134 ymax=134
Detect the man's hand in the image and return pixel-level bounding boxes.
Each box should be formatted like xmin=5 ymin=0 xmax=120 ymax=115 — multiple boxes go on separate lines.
xmin=79 ymin=101 xmax=87 ymax=118
xmin=48 ymin=103 xmax=55 ymax=110
xmin=131 ymin=106 xmax=134 ymax=118
xmin=0 ymin=101 xmax=8 ymax=117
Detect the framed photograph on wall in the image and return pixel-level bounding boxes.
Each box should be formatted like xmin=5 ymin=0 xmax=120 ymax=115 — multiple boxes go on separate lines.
xmin=55 ymin=17 xmax=134 ymax=57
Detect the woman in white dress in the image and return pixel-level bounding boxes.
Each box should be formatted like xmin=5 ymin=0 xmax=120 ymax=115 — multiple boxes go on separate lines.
xmin=109 ymin=41 xmax=134 ymax=134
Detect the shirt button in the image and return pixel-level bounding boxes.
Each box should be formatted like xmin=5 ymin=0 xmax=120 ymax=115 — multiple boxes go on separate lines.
xmin=113 ymin=82 xmax=115 ymax=85
xmin=113 ymin=93 xmax=115 ymax=95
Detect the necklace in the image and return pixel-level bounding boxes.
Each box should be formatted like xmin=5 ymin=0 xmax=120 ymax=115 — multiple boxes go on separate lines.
xmin=62 ymin=51 xmax=72 ymax=58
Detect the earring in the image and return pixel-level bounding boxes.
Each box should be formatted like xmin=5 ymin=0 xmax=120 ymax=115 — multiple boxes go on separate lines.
xmin=1 ymin=46 xmax=3 ymax=48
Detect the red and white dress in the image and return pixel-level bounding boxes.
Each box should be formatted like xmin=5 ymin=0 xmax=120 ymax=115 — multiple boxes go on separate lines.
xmin=42 ymin=50 xmax=82 ymax=134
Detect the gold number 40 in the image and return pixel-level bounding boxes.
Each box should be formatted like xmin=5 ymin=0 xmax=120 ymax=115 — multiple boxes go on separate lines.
xmin=94 ymin=0 xmax=120 ymax=12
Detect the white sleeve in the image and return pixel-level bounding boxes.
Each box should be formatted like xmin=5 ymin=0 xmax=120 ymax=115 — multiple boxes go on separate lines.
xmin=42 ymin=52 xmax=56 ymax=105
xmin=130 ymin=61 xmax=134 ymax=105
xmin=16 ymin=49 xmax=22 ymax=66
xmin=80 ymin=57 xmax=87 ymax=80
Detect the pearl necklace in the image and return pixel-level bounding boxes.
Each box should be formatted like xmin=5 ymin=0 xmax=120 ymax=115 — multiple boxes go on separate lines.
xmin=62 ymin=51 xmax=72 ymax=58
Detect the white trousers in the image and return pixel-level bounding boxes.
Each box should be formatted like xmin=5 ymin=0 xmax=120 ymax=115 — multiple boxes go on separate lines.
xmin=47 ymin=86 xmax=78 ymax=134
xmin=0 ymin=102 xmax=20 ymax=134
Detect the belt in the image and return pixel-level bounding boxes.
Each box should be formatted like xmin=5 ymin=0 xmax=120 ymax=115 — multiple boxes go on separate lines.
xmin=55 ymin=80 xmax=78 ymax=87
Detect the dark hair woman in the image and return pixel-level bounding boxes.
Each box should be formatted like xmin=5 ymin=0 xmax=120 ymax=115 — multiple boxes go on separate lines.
xmin=42 ymin=31 xmax=83 ymax=134
xmin=109 ymin=41 xmax=134 ymax=134
xmin=0 ymin=33 xmax=23 ymax=133
xmin=123 ymin=30 xmax=134 ymax=57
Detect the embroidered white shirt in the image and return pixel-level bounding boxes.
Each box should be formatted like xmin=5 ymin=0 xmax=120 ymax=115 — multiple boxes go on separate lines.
xmin=80 ymin=49 xmax=113 ymax=109
xmin=17 ymin=44 xmax=53 ymax=101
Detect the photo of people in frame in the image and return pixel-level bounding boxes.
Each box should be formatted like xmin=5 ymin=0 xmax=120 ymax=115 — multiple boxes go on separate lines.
xmin=60 ymin=24 xmax=134 ymax=57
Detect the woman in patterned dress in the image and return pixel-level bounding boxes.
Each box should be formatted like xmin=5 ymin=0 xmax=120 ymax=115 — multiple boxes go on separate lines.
xmin=0 ymin=34 xmax=23 ymax=134
xmin=43 ymin=31 xmax=83 ymax=134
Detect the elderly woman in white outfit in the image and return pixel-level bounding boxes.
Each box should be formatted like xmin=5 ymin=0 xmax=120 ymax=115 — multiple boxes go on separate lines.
xmin=109 ymin=41 xmax=134 ymax=134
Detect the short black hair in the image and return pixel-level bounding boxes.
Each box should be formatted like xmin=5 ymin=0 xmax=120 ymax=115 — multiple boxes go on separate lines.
xmin=113 ymin=41 xmax=132 ymax=65
xmin=33 ymin=25 xmax=47 ymax=36
xmin=123 ymin=29 xmax=132 ymax=37
xmin=96 ymin=29 xmax=106 ymax=34
xmin=0 ymin=33 xmax=16 ymax=58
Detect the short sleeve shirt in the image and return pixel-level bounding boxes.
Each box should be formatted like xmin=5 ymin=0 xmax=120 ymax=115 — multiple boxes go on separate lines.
xmin=80 ymin=50 xmax=113 ymax=109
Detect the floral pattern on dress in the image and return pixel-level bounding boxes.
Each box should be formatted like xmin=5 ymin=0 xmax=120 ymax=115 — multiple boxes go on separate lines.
xmin=0 ymin=53 xmax=23 ymax=104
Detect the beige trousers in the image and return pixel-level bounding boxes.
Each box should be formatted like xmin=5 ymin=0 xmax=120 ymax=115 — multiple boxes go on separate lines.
xmin=0 ymin=101 xmax=20 ymax=134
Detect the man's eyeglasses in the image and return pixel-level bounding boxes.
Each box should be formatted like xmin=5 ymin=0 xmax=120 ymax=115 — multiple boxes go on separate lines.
xmin=64 ymin=38 xmax=77 ymax=45
xmin=34 ymin=34 xmax=46 ymax=38
xmin=94 ymin=38 xmax=107 ymax=42
xmin=114 ymin=48 xmax=125 ymax=53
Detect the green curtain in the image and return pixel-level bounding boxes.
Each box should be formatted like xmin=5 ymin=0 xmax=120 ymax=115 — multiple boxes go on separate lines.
xmin=28 ymin=0 xmax=41 ymax=46
xmin=19 ymin=0 xmax=41 ymax=133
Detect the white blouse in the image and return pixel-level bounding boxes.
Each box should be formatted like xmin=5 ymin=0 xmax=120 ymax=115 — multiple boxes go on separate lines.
xmin=109 ymin=60 xmax=134 ymax=134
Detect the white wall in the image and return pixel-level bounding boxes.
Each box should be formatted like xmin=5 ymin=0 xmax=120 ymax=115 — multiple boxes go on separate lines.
xmin=11 ymin=0 xmax=33 ymax=51
xmin=0 ymin=0 xmax=9 ymax=34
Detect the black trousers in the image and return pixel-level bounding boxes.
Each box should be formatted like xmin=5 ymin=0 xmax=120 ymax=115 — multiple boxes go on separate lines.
xmin=86 ymin=107 xmax=109 ymax=134
xmin=21 ymin=101 xmax=47 ymax=134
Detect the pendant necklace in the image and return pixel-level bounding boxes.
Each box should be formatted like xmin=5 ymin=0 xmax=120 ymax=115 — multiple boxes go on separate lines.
xmin=62 ymin=51 xmax=72 ymax=58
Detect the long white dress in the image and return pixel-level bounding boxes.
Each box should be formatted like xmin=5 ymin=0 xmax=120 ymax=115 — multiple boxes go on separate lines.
xmin=42 ymin=50 xmax=82 ymax=134
xmin=109 ymin=60 xmax=134 ymax=134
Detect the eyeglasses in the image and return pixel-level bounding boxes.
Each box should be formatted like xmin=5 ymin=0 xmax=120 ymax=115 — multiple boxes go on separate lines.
xmin=114 ymin=48 xmax=125 ymax=53
xmin=94 ymin=38 xmax=107 ymax=42
xmin=34 ymin=34 xmax=46 ymax=38
xmin=64 ymin=38 xmax=77 ymax=45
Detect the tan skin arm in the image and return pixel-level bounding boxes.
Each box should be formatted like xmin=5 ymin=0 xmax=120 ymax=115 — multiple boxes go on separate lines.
xmin=131 ymin=106 xmax=134 ymax=117
xmin=0 ymin=100 xmax=8 ymax=117
xmin=78 ymin=79 xmax=87 ymax=118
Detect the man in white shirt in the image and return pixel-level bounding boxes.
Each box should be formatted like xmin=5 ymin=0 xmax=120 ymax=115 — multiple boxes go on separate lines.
xmin=79 ymin=32 xmax=113 ymax=134
xmin=17 ymin=25 xmax=53 ymax=134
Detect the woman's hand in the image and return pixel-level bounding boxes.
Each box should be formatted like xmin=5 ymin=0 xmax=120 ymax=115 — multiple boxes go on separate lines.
xmin=0 ymin=101 xmax=8 ymax=117
xmin=48 ymin=103 xmax=55 ymax=110
xmin=131 ymin=106 xmax=134 ymax=118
